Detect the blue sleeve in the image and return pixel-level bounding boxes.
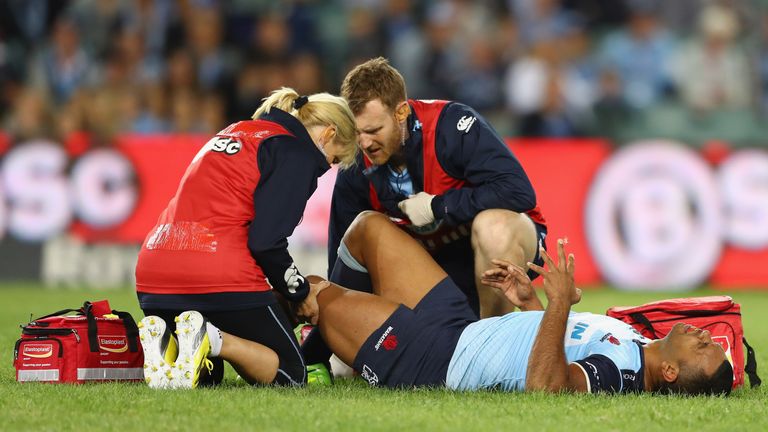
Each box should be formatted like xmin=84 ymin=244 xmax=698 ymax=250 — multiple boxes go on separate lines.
xmin=248 ymin=135 xmax=327 ymax=302
xmin=430 ymin=103 xmax=537 ymax=226
xmin=327 ymin=157 xmax=372 ymax=276
xmin=572 ymin=354 xmax=622 ymax=393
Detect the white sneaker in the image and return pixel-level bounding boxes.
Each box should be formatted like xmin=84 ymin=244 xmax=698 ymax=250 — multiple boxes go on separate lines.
xmin=173 ymin=311 xmax=213 ymax=389
xmin=138 ymin=315 xmax=178 ymax=389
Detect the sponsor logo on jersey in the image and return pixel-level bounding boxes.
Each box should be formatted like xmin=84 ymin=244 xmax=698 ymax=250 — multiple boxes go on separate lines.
xmin=23 ymin=343 xmax=53 ymax=358
xmin=361 ymin=364 xmax=379 ymax=386
xmin=570 ymin=322 xmax=589 ymax=340
xmin=99 ymin=335 xmax=128 ymax=353
xmin=211 ymin=137 xmax=241 ymax=155
xmin=583 ymin=360 xmax=601 ymax=388
xmin=283 ymin=263 xmax=305 ymax=294
xmin=456 ymin=116 xmax=476 ymax=133
xmin=374 ymin=326 xmax=394 ymax=351
xmin=600 ymin=333 xmax=621 ymax=346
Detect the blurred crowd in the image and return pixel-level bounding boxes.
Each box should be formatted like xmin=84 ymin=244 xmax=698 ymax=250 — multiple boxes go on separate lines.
xmin=2 ymin=0 xmax=768 ymax=147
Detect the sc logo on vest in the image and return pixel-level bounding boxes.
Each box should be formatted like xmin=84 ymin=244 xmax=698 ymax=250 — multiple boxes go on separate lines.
xmin=210 ymin=137 xmax=241 ymax=155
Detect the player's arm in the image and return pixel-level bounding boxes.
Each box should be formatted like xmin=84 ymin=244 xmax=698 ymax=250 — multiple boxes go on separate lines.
xmin=525 ymin=239 xmax=585 ymax=392
xmin=327 ymin=161 xmax=372 ymax=276
xmin=248 ymin=136 xmax=328 ymax=303
xmin=431 ymin=103 xmax=537 ymax=226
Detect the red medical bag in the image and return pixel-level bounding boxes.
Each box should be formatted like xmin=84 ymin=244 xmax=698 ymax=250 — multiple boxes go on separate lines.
xmin=607 ymin=296 xmax=760 ymax=389
xmin=14 ymin=300 xmax=144 ymax=383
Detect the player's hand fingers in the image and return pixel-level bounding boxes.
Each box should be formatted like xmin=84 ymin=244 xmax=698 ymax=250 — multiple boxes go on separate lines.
xmin=509 ymin=265 xmax=531 ymax=284
xmin=557 ymin=239 xmax=567 ymax=270
xmin=538 ymin=246 xmax=554 ymax=269
xmin=527 ymin=261 xmax=545 ymax=276
xmin=482 ymin=280 xmax=508 ymax=291
xmin=572 ymin=287 xmax=582 ymax=305
xmin=491 ymin=258 xmax=513 ymax=269
xmin=567 ymin=253 xmax=575 ymax=274
xmin=482 ymin=268 xmax=506 ymax=279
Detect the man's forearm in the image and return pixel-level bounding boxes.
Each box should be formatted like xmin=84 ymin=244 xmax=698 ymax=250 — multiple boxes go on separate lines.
xmin=525 ymin=299 xmax=570 ymax=391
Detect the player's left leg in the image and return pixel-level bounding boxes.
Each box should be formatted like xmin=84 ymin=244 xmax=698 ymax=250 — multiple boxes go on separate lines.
xmin=471 ymin=209 xmax=538 ymax=318
xmin=314 ymin=283 xmax=401 ymax=367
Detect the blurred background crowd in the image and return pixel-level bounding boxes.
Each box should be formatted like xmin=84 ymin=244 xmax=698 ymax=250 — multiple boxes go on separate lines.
xmin=2 ymin=0 xmax=768 ymax=148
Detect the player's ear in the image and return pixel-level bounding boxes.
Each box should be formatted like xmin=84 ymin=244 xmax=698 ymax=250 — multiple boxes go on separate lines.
xmin=661 ymin=360 xmax=680 ymax=383
xmin=322 ymin=125 xmax=336 ymax=142
xmin=394 ymin=101 xmax=410 ymax=123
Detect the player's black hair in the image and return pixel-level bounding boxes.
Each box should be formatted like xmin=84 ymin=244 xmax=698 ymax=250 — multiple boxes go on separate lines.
xmin=659 ymin=360 xmax=733 ymax=396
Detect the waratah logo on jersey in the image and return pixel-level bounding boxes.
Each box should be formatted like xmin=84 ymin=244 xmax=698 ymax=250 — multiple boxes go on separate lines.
xmin=98 ymin=336 xmax=128 ymax=353
xmin=600 ymin=333 xmax=621 ymax=346
xmin=382 ymin=334 xmax=398 ymax=351
xmin=23 ymin=344 xmax=53 ymax=358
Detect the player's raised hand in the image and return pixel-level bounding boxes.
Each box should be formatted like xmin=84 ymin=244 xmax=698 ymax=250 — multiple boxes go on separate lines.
xmin=527 ymin=239 xmax=580 ymax=306
xmin=481 ymin=259 xmax=536 ymax=308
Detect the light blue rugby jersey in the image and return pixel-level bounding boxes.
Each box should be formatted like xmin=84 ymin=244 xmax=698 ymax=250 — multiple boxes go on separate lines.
xmin=446 ymin=311 xmax=651 ymax=393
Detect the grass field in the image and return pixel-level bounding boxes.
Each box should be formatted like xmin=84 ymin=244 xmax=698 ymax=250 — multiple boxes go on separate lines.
xmin=1 ymin=284 xmax=766 ymax=432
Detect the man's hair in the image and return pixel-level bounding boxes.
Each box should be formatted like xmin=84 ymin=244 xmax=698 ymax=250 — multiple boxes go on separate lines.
xmin=659 ymin=360 xmax=733 ymax=396
xmin=340 ymin=57 xmax=407 ymax=115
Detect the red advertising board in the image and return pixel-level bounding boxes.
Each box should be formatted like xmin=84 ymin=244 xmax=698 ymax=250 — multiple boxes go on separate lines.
xmin=1 ymin=134 xmax=767 ymax=289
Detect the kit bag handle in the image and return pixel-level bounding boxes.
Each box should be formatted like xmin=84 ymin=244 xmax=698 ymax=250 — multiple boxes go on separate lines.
xmin=743 ymin=337 xmax=761 ymax=388
xmin=112 ymin=310 xmax=140 ymax=352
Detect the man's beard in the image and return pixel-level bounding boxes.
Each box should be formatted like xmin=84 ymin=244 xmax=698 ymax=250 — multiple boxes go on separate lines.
xmin=387 ymin=147 xmax=408 ymax=171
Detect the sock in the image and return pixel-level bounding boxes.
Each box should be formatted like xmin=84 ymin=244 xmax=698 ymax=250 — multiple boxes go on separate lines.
xmin=206 ymin=321 xmax=223 ymax=357
xmin=301 ymin=326 xmax=333 ymax=366
xmin=330 ymin=242 xmax=373 ymax=293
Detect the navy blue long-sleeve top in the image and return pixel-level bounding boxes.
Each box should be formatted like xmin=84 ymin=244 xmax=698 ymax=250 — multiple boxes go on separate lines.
xmin=327 ymin=101 xmax=537 ymax=274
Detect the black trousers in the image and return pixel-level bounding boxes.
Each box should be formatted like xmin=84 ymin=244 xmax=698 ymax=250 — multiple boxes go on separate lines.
xmin=143 ymin=304 xmax=306 ymax=386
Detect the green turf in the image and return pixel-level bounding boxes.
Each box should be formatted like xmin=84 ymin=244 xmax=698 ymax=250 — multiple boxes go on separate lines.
xmin=2 ymin=284 xmax=766 ymax=432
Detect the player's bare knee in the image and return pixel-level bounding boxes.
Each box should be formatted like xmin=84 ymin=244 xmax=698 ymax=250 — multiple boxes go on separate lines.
xmin=472 ymin=210 xmax=536 ymax=259
xmin=343 ymin=211 xmax=381 ymax=256
xmin=346 ymin=211 xmax=384 ymax=240
xmin=472 ymin=210 xmax=516 ymax=250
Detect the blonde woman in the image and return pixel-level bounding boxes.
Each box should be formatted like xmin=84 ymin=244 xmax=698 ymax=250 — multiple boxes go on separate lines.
xmin=135 ymin=88 xmax=357 ymax=389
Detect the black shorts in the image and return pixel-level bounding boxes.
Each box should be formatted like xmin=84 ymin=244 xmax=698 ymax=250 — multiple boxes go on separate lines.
xmin=352 ymin=277 xmax=477 ymax=388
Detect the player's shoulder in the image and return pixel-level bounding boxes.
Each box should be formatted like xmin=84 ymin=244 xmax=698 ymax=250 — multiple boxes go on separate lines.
xmin=431 ymin=102 xmax=492 ymax=139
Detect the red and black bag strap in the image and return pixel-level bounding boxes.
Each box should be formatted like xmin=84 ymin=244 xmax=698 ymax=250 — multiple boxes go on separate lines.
xmin=743 ymin=337 xmax=761 ymax=388
xmin=629 ymin=313 xmax=660 ymax=338
xmin=32 ymin=308 xmax=82 ymax=321
xmin=31 ymin=302 xmax=140 ymax=353
xmin=82 ymin=301 xmax=101 ymax=352
xmin=112 ymin=310 xmax=140 ymax=352
xmin=82 ymin=302 xmax=141 ymax=353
